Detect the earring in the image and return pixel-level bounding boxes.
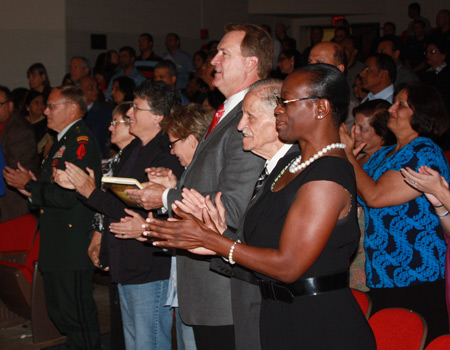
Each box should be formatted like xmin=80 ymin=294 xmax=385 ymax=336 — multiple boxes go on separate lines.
xmin=316 ymin=115 xmax=325 ymax=120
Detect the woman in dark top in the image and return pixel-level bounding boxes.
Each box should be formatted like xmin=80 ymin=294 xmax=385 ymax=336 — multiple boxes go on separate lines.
xmin=145 ymin=64 xmax=376 ymax=349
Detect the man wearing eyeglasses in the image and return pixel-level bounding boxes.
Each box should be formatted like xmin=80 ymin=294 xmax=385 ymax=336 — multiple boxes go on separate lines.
xmin=0 ymin=85 xmax=39 ymax=222
xmin=127 ymin=24 xmax=271 ymax=349
xmin=3 ymin=86 xmax=103 ymax=349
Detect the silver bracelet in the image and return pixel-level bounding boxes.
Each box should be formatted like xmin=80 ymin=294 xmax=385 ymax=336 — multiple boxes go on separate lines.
xmin=228 ymin=240 xmax=241 ymax=265
xmin=437 ymin=211 xmax=449 ymax=218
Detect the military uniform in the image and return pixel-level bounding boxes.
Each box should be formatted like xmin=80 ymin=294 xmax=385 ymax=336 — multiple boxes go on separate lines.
xmin=28 ymin=119 xmax=102 ymax=350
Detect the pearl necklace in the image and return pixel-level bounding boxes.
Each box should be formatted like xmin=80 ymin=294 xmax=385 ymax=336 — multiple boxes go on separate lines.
xmin=271 ymin=143 xmax=346 ymax=191
xmin=289 ymin=143 xmax=346 ymax=173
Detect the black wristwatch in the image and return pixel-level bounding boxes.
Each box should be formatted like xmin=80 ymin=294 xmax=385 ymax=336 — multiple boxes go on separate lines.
xmin=24 ymin=180 xmax=35 ymax=193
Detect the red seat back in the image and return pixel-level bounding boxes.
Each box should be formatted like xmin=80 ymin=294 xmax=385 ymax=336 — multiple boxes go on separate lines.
xmin=0 ymin=214 xmax=37 ymax=252
xmin=425 ymin=335 xmax=450 ymax=350
xmin=369 ymin=308 xmax=427 ymax=350
xmin=351 ymin=288 xmax=371 ymax=319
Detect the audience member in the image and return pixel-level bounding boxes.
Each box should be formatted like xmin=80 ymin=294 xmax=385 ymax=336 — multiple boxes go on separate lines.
xmin=432 ymin=9 xmax=450 ymax=42
xmin=0 ymin=85 xmax=39 ymax=222
xmin=4 ymin=85 xmax=103 ymax=349
xmin=334 ymin=26 xmax=351 ymax=44
xmin=145 ymin=64 xmax=377 ymax=350
xmin=340 ymin=37 xmax=365 ymax=89
xmin=360 ymin=53 xmax=396 ymax=103
xmin=342 ymin=83 xmax=450 ymax=343
xmin=80 ymin=76 xmax=113 ymax=157
xmin=54 ymin=80 xmax=184 ymax=350
xmin=275 ymin=23 xmax=296 ymax=50
xmin=105 ymin=46 xmax=146 ymax=101
xmin=406 ymin=2 xmax=431 ymax=38
xmin=383 ymin=21 xmax=397 ymax=36
xmin=126 ymin=23 xmax=270 ymax=350
xmin=154 ymin=60 xmax=189 ymax=105
xmin=192 ymin=51 xmax=207 ymax=77
xmin=164 ymin=33 xmax=194 ymax=91
xmin=70 ymin=56 xmax=90 ymax=84
xmin=135 ymin=33 xmax=162 ymax=79
xmin=377 ymin=35 xmax=419 ymax=87
xmin=302 ymin=27 xmax=324 ymax=65
xmin=111 ymin=76 xmax=136 ymax=106
xmin=277 ymin=49 xmax=302 ymax=77
xmin=404 ymin=20 xmax=429 ymax=73
xmin=23 ymin=90 xmax=54 ymax=161
xmin=27 ymin=63 xmax=52 ymax=100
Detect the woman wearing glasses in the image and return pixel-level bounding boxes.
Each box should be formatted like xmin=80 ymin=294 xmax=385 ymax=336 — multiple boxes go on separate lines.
xmin=145 ymin=64 xmax=376 ymax=349
xmin=55 ymin=81 xmax=184 ymax=350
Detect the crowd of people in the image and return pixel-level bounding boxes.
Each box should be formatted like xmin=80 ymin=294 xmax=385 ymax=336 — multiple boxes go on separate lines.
xmin=0 ymin=3 xmax=450 ymax=350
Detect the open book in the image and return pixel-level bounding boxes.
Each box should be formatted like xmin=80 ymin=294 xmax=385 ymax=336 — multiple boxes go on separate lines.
xmin=101 ymin=177 xmax=144 ymax=208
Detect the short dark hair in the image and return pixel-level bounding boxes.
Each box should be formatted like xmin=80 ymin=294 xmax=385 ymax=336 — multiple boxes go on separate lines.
xmin=56 ymin=85 xmax=88 ymax=115
xmin=297 ymin=63 xmax=349 ymax=126
xmin=353 ymin=99 xmax=396 ymax=146
xmin=333 ymin=43 xmax=348 ymax=68
xmin=225 ymin=23 xmax=273 ymax=79
xmin=155 ymin=60 xmax=178 ymax=78
xmin=427 ymin=38 xmax=448 ymax=56
xmin=140 ymin=33 xmax=153 ymax=42
xmin=379 ymin=35 xmax=402 ymax=53
xmin=383 ymin=22 xmax=396 ymax=33
xmin=166 ymin=33 xmax=180 ymax=41
xmin=134 ymin=80 xmax=181 ymax=117
xmin=402 ymin=83 xmax=449 ymax=139
xmin=119 ymin=46 xmax=136 ymax=58
xmin=280 ymin=49 xmax=303 ymax=69
xmin=27 ymin=63 xmax=51 ymax=87
xmin=0 ymin=85 xmax=13 ymax=102
xmin=113 ymin=76 xmax=136 ymax=102
xmin=409 ymin=2 xmax=421 ymax=14
xmin=24 ymin=90 xmax=44 ymax=108
xmin=194 ymin=50 xmax=207 ymax=62
xmin=413 ymin=19 xmax=426 ymax=28
xmin=112 ymin=102 xmax=132 ymax=120
xmin=335 ymin=26 xmax=351 ymax=38
xmin=161 ymin=103 xmax=213 ymax=141
xmin=370 ymin=53 xmax=397 ymax=84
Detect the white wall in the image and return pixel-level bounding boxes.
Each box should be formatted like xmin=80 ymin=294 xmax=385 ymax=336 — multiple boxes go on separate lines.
xmin=0 ymin=0 xmax=66 ymax=90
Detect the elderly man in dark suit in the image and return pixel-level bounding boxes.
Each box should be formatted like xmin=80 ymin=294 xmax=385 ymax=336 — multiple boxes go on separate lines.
xmin=0 ymin=85 xmax=39 ymax=222
xmin=127 ymin=23 xmax=272 ymax=349
xmin=4 ymin=86 xmax=102 ymax=349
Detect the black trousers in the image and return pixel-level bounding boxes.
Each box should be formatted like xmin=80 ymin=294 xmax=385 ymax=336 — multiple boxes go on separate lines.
xmin=193 ymin=324 xmax=236 ymax=350
xmin=42 ymin=269 xmax=101 ymax=350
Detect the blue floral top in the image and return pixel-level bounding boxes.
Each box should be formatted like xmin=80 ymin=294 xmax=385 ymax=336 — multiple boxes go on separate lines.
xmin=359 ymin=137 xmax=450 ymax=288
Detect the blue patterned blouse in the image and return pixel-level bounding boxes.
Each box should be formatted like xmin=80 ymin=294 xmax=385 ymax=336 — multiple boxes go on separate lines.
xmin=360 ymin=137 xmax=450 ymax=288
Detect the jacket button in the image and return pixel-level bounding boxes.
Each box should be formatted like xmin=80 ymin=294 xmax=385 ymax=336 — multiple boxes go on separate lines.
xmin=68 ymin=224 xmax=72 ymax=228
xmin=40 ymin=209 xmax=44 ymax=214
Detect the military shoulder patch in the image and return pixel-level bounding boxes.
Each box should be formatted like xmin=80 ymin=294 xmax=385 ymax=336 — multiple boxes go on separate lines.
xmin=77 ymin=136 xmax=89 ymax=143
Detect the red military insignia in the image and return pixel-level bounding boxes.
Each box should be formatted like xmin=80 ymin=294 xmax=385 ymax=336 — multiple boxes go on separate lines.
xmin=76 ymin=143 xmax=86 ymax=159
xmin=52 ymin=159 xmax=58 ymax=167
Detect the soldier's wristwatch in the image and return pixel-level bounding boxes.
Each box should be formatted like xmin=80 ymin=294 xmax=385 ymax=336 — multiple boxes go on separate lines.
xmin=24 ymin=180 xmax=35 ymax=193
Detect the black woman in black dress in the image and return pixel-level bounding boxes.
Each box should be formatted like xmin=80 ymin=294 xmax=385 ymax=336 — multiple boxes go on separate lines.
xmin=146 ymin=64 xmax=376 ymax=349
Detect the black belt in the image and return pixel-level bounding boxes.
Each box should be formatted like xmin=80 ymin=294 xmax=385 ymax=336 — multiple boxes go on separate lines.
xmin=258 ymin=270 xmax=349 ymax=303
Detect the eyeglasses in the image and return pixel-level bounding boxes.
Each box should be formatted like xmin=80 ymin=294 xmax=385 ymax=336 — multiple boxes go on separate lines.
xmin=110 ymin=120 xmax=130 ymax=127
xmin=0 ymin=100 xmax=10 ymax=107
xmin=46 ymin=102 xmax=72 ymax=110
xmin=424 ymin=49 xmax=437 ymax=55
xmin=169 ymin=138 xmax=181 ymax=149
xmin=132 ymin=103 xmax=152 ymax=112
xmin=362 ymin=66 xmax=378 ymax=73
xmin=275 ymin=96 xmax=320 ymax=108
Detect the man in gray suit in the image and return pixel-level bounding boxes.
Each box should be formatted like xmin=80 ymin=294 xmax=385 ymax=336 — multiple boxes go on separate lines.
xmin=128 ymin=24 xmax=272 ymax=349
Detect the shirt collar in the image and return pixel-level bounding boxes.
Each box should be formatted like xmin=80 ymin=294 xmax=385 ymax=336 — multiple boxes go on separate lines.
xmin=266 ymin=144 xmax=295 ymax=174
xmin=57 ymin=119 xmax=81 ymax=141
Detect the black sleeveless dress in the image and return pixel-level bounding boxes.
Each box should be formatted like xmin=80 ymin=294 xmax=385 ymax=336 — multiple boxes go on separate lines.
xmin=244 ymin=156 xmax=376 ymax=349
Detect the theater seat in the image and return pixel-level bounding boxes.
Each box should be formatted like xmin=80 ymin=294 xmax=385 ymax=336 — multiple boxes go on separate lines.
xmin=425 ymin=335 xmax=450 ymax=350
xmin=0 ymin=214 xmax=62 ymax=343
xmin=369 ymin=308 xmax=427 ymax=350
xmin=351 ymin=288 xmax=372 ymax=319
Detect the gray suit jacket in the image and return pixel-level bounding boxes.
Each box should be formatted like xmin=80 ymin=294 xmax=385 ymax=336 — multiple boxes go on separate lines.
xmin=168 ymin=101 xmax=265 ymax=326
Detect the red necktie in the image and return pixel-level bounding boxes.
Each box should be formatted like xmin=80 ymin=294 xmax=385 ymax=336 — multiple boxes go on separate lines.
xmin=205 ymin=104 xmax=225 ymax=139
